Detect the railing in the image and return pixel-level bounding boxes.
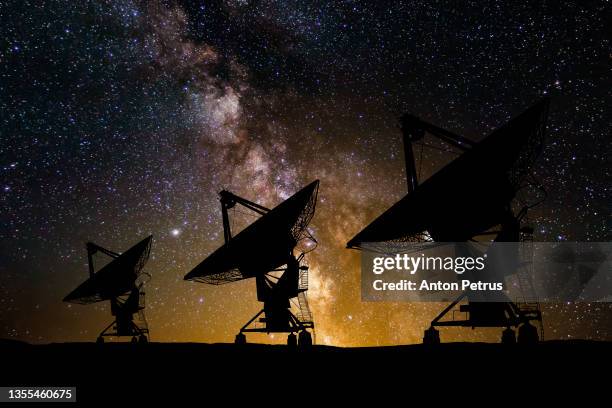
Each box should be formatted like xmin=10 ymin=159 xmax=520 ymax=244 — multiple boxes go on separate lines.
xmin=299 ymin=267 xmax=309 ymax=291
xmin=296 ymin=292 xmax=313 ymax=323
xmin=515 ymin=232 xmax=544 ymax=340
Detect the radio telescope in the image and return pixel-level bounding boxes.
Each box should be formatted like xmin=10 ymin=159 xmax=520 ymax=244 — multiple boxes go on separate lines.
xmin=64 ymin=235 xmax=153 ymax=343
xmin=348 ymin=100 xmax=550 ymax=344
xmin=185 ymin=181 xmax=319 ymax=347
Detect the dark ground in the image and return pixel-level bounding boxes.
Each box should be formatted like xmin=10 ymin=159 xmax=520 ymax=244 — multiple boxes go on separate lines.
xmin=1 ymin=339 xmax=609 ymax=404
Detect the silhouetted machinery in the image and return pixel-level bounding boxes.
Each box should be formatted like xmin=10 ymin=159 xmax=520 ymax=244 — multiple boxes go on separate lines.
xmin=348 ymin=99 xmax=550 ymax=344
xmin=63 ymin=236 xmax=152 ymax=343
xmin=185 ymin=181 xmax=319 ymax=347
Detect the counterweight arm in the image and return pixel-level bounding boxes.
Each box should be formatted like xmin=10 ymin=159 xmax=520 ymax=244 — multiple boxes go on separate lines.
xmin=400 ymin=113 xmax=476 ymax=193
xmin=219 ymin=190 xmax=271 ymax=243
xmin=86 ymin=242 xmax=120 ymax=277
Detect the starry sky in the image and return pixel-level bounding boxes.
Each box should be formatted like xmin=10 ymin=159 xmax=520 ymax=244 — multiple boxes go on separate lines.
xmin=1 ymin=0 xmax=610 ymax=345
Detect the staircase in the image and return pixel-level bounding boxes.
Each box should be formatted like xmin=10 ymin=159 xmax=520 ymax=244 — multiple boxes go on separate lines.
xmin=297 ymin=292 xmax=313 ymax=323
xmin=134 ymin=291 xmax=149 ymax=334
xmin=517 ymin=232 xmax=537 ymax=301
xmin=296 ymin=267 xmax=313 ymax=324
xmin=516 ymin=231 xmax=544 ymax=340
xmin=298 ymin=266 xmax=308 ymax=291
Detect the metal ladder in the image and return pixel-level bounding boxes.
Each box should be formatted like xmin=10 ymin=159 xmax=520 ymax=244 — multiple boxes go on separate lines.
xmin=297 ymin=292 xmax=313 ymax=323
xmin=296 ymin=267 xmax=313 ymax=323
xmin=298 ymin=267 xmax=308 ymax=291
xmin=516 ymin=231 xmax=544 ymax=340
xmin=516 ymin=233 xmax=537 ymax=300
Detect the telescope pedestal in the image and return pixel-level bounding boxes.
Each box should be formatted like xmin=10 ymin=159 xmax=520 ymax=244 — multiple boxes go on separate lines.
xmin=423 ymin=327 xmax=440 ymax=345
xmin=95 ymin=295 xmax=149 ymax=344
xmin=425 ymin=290 xmax=542 ymax=344
xmin=235 ymin=307 xmax=314 ymax=347
xmin=502 ymin=327 xmax=516 ymax=344
xmin=518 ymin=321 xmax=539 ymax=344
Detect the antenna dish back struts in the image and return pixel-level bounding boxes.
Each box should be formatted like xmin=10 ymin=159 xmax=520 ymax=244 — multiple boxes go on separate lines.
xmin=64 ymin=235 xmax=153 ymax=343
xmin=348 ymin=99 xmax=550 ymax=344
xmin=185 ymin=180 xmax=320 ymax=347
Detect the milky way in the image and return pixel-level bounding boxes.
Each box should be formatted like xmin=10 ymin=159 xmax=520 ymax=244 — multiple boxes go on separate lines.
xmin=1 ymin=1 xmax=610 ymax=345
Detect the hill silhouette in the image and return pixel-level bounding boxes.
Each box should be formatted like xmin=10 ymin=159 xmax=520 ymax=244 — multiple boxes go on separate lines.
xmin=1 ymin=339 xmax=608 ymax=403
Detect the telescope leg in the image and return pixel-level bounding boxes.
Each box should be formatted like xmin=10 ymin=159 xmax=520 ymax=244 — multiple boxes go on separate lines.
xmin=98 ymin=319 xmax=117 ymax=341
xmin=287 ymin=333 xmax=297 ymax=348
xmin=431 ymin=291 xmax=468 ymax=325
xmin=517 ymin=321 xmax=539 ymax=344
xmin=298 ymin=330 xmax=313 ymax=348
xmin=240 ymin=309 xmax=265 ymax=332
xmin=287 ymin=309 xmax=305 ymax=331
xmin=287 ymin=310 xmax=313 ymax=348
xmin=127 ymin=320 xmax=148 ymax=343
xmin=423 ymin=327 xmax=440 ymax=345
xmin=424 ymin=291 xmax=467 ymax=344
xmin=235 ymin=333 xmax=247 ymax=344
xmin=501 ymin=327 xmax=516 ymax=344
xmin=235 ymin=309 xmax=266 ymax=344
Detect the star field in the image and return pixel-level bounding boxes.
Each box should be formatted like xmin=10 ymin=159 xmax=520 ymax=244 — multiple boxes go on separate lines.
xmin=0 ymin=0 xmax=610 ymax=345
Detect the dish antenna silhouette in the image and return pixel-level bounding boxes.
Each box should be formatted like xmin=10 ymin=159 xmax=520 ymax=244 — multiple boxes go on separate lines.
xmin=64 ymin=235 xmax=153 ymax=343
xmin=348 ymin=99 xmax=550 ymax=344
xmin=185 ymin=180 xmax=319 ymax=347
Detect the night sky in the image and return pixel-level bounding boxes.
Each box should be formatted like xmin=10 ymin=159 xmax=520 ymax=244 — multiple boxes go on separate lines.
xmin=1 ymin=1 xmax=610 ymax=345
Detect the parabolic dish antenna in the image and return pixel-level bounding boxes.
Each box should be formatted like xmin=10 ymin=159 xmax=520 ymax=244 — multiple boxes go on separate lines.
xmin=347 ymin=99 xmax=550 ymax=247
xmin=347 ymin=99 xmax=550 ymax=344
xmin=185 ymin=181 xmax=319 ymax=347
xmin=64 ymin=235 xmax=153 ymax=343
xmin=185 ymin=180 xmax=318 ymax=284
